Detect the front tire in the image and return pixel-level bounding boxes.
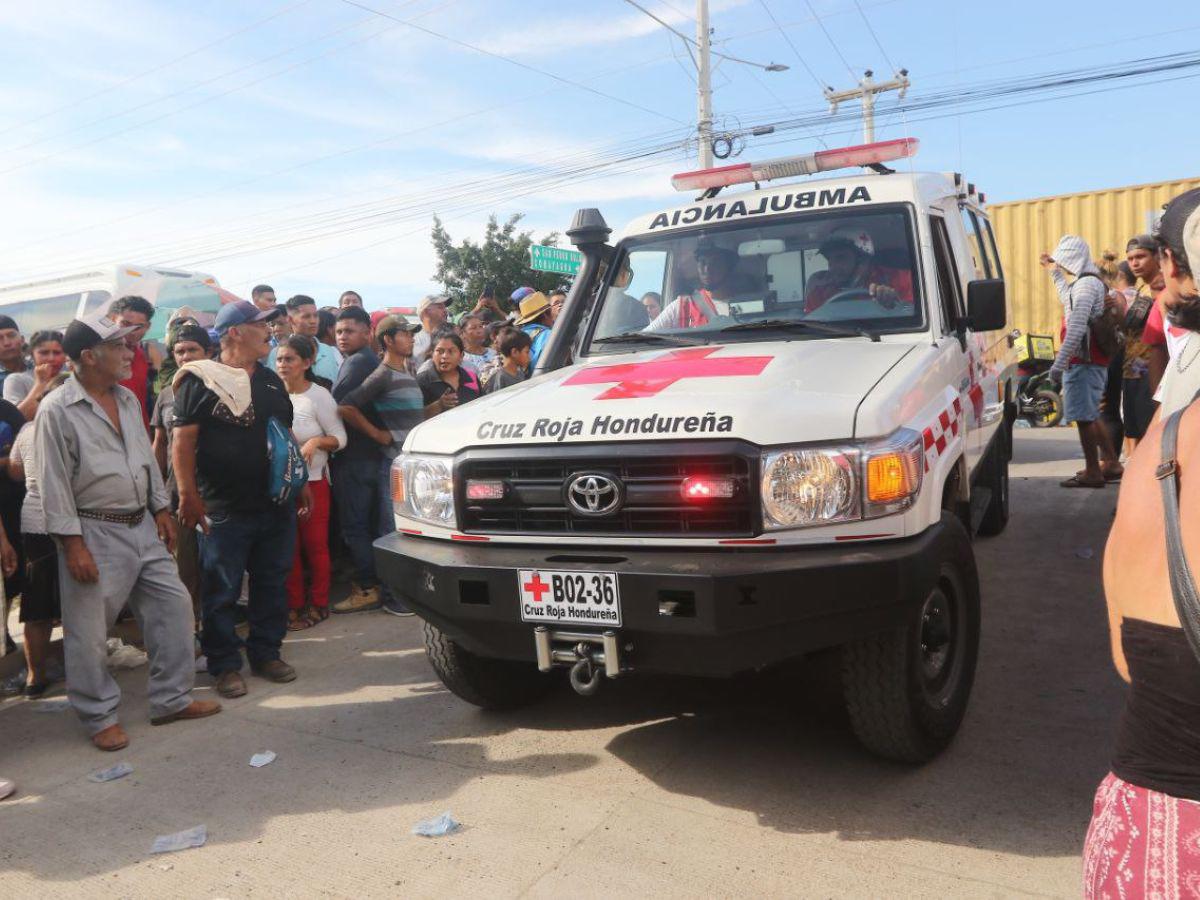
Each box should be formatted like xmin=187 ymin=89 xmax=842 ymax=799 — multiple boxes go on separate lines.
xmin=423 ymin=622 xmax=554 ymax=710
xmin=841 ymin=513 xmax=981 ymax=763
xmin=1028 ymin=388 xmax=1062 ymax=428
xmin=977 ymin=442 xmax=1010 ymax=537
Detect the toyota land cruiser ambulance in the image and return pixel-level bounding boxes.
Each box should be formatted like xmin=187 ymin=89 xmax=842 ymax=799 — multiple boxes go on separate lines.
xmin=374 ymin=138 xmax=1018 ymax=762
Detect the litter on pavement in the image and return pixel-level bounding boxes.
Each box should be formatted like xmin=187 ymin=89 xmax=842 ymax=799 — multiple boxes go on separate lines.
xmin=249 ymin=751 xmax=276 ymax=768
xmin=151 ymin=825 xmax=207 ymax=854
xmin=412 ymin=812 xmax=461 ymax=837
xmin=88 ymin=762 xmax=133 ymax=783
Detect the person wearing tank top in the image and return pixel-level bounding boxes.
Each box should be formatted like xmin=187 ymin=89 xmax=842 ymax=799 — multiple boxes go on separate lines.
xmin=1084 ymin=188 xmax=1200 ymax=898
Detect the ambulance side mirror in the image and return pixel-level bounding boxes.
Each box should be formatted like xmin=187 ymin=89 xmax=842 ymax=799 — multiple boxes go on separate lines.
xmin=965 ymin=279 xmax=1006 ymax=332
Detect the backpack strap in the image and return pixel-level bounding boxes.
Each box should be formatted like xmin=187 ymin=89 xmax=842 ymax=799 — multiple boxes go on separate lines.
xmin=1157 ymin=389 xmax=1200 ymax=661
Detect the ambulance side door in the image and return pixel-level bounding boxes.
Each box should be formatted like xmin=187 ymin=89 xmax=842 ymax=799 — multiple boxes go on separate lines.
xmin=929 ymin=214 xmax=982 ymax=472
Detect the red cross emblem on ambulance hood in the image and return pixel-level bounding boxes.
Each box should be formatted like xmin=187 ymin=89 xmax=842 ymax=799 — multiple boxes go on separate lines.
xmin=562 ymin=347 xmax=774 ymax=400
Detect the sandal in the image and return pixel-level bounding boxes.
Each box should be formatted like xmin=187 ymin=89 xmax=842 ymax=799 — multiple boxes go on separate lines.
xmin=287 ymin=608 xmax=314 ymax=632
xmin=305 ymin=606 xmax=330 ymax=627
xmin=1103 ymin=469 xmax=1124 ymax=482
xmin=1060 ymin=475 xmax=1105 ymax=489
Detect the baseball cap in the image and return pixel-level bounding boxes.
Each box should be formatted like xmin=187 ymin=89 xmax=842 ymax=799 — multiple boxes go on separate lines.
xmin=214 ymin=299 xmax=280 ymax=335
xmin=170 ymin=323 xmax=212 ymax=350
xmin=0 ymin=315 xmax=19 ymax=333
xmin=510 ymin=286 xmax=535 ymax=303
xmin=374 ymin=314 xmax=422 ymax=336
xmin=62 ymin=312 xmax=137 ymax=360
xmin=1126 ymin=234 xmax=1157 ymax=253
xmin=417 ymin=294 xmax=449 ymax=315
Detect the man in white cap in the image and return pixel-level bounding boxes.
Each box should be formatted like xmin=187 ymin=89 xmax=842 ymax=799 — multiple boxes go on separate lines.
xmin=1042 ymin=235 xmax=1123 ymax=488
xmin=413 ymin=295 xmax=449 ymax=363
xmin=36 ymin=312 xmax=221 ymax=751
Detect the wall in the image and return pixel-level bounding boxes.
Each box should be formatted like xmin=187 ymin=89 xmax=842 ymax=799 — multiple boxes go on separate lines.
xmin=988 ymin=177 xmax=1200 ymax=337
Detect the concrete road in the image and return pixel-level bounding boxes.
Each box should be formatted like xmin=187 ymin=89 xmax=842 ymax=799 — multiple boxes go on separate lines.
xmin=0 ymin=429 xmax=1124 ymax=898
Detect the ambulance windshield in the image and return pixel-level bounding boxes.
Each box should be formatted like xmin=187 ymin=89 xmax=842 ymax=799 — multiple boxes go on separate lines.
xmin=588 ymin=205 xmax=923 ymax=348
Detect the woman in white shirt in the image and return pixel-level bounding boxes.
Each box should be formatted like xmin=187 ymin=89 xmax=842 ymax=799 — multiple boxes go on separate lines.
xmin=274 ymin=336 xmax=347 ymax=630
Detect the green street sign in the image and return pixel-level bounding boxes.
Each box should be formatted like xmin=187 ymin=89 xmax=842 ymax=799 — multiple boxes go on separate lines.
xmin=529 ymin=244 xmax=582 ymax=275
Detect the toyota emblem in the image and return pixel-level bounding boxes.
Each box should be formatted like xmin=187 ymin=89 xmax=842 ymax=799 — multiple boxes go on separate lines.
xmin=565 ymin=472 xmax=623 ymax=517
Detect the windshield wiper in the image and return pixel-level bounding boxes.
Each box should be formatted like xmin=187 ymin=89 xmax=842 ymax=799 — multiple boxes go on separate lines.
xmin=719 ymin=318 xmax=880 ymax=343
xmin=593 ymin=330 xmax=707 ymax=347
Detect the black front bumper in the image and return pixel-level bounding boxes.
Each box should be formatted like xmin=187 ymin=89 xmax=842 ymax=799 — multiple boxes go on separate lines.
xmin=373 ymin=525 xmax=948 ymax=678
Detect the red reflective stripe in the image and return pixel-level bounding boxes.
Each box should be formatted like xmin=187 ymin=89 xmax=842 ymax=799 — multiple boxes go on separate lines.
xmin=450 ymin=534 xmax=490 ymax=542
xmin=400 ymin=528 xmax=423 ymax=535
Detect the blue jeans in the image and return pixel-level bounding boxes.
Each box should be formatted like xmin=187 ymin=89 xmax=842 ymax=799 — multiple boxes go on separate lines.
xmin=1064 ymin=363 xmax=1107 ymax=423
xmin=199 ymin=504 xmax=296 ymax=675
xmin=331 ymin=456 xmax=392 ymax=599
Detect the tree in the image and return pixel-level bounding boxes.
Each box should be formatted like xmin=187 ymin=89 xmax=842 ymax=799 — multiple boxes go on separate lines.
xmin=430 ymin=214 xmax=563 ymax=315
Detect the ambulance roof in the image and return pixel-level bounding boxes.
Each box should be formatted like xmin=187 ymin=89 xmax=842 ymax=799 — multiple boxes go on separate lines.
xmin=619 ymin=170 xmax=968 ymax=241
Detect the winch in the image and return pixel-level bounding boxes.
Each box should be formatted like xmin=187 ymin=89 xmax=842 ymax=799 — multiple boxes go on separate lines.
xmin=533 ymin=627 xmax=625 ymax=696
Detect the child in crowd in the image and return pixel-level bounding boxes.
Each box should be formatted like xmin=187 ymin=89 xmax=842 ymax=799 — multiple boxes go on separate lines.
xmin=486 ymin=328 xmax=532 ymax=394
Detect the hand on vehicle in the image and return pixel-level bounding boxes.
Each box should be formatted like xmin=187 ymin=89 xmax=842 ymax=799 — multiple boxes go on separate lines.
xmin=178 ymin=490 xmax=208 ymax=534
xmin=64 ymin=539 xmax=99 ymax=584
xmin=869 ymin=283 xmax=900 ymax=309
xmin=1047 ymin=368 xmax=1063 ymax=387
xmin=154 ymin=509 xmax=177 ymax=554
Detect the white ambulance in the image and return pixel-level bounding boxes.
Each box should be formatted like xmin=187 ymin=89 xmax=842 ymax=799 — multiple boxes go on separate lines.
xmin=375 ymin=138 xmax=1018 ymax=762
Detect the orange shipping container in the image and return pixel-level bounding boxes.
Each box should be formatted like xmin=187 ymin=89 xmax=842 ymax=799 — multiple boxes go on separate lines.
xmin=989 ymin=176 xmax=1200 ymax=338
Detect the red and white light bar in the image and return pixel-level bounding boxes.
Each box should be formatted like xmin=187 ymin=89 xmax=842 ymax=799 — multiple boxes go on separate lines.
xmin=671 ymin=137 xmax=919 ymax=193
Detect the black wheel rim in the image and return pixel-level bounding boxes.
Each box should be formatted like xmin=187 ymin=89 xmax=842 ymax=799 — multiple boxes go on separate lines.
xmin=917 ymin=573 xmax=965 ymax=707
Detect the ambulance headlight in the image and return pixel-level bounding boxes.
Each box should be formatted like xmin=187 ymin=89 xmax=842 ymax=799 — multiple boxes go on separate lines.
xmin=761 ymin=447 xmax=860 ymax=529
xmin=398 ymin=454 xmax=456 ymax=528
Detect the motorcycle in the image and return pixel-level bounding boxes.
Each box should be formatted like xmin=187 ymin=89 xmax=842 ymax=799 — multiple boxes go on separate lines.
xmin=1017 ymin=364 xmax=1063 ymax=428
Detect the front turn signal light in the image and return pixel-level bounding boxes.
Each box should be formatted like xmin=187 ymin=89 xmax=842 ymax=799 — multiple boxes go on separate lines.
xmin=863 ymin=429 xmax=923 ymax=518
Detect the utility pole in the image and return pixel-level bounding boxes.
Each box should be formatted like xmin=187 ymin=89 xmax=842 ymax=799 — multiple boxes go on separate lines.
xmin=695 ymin=0 xmax=713 ymax=168
xmin=825 ymin=69 xmax=910 ymax=143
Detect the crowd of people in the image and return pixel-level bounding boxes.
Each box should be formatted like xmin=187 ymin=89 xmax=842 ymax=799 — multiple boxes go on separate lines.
xmin=0 ymin=279 xmax=571 ymax=769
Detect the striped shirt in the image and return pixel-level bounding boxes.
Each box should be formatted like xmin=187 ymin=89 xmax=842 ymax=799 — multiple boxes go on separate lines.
xmin=1050 ymin=268 xmax=1107 ymax=375
xmin=341 ymin=361 xmax=424 ymax=459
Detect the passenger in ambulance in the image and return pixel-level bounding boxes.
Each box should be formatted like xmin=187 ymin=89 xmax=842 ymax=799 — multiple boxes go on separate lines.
xmin=803 ymin=226 xmax=914 ymax=314
xmin=597 ymin=259 xmax=650 ymax=335
xmin=646 ymin=239 xmax=758 ymax=330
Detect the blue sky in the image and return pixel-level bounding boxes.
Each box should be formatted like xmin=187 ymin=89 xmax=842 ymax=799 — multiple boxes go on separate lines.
xmin=0 ymin=0 xmax=1196 ymax=309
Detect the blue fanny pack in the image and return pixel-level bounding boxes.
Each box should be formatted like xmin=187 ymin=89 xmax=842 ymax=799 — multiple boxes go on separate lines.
xmin=266 ymin=416 xmax=308 ymax=505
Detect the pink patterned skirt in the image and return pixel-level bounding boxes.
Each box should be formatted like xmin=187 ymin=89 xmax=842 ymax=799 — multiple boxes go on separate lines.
xmin=1084 ymin=772 xmax=1200 ymax=898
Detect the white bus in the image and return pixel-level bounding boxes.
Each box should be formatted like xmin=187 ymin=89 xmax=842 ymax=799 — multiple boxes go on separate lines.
xmin=0 ymin=264 xmax=226 ymax=342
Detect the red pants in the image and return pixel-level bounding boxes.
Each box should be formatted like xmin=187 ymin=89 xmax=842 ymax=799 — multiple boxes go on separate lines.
xmin=286 ymin=477 xmax=331 ymax=609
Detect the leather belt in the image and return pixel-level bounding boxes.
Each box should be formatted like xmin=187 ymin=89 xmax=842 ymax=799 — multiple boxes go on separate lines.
xmin=78 ymin=508 xmax=146 ymax=526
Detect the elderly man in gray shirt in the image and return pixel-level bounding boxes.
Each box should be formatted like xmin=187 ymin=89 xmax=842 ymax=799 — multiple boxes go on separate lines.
xmin=35 ymin=313 xmax=220 ymax=752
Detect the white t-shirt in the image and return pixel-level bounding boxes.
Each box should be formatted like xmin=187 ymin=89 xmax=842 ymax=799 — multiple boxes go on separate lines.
xmin=288 ymin=383 xmax=347 ymax=481
xmin=12 ymin=423 xmax=43 ymax=535
xmin=1154 ymin=333 xmax=1200 ymax=418
xmin=2 ymin=371 xmax=34 ymax=406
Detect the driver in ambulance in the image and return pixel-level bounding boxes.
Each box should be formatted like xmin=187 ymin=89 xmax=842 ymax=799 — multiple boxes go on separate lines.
xmin=803 ymin=226 xmax=914 ymax=314
xmin=646 ymin=238 xmax=742 ymax=331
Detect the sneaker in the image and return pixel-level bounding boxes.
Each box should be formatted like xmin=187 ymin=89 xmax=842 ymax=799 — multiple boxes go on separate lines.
xmin=381 ymin=598 xmax=415 ymax=617
xmin=332 ymin=585 xmax=382 ymax=614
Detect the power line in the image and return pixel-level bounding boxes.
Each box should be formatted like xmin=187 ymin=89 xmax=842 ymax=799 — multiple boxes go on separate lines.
xmin=2 ymin=52 xmax=685 ymax=270
xmin=620 ymin=0 xmax=788 ymax=71
xmin=0 ymin=0 xmax=316 ymax=140
xmin=755 ymin=0 xmax=830 ymax=93
xmin=852 ymin=0 xmax=897 ymax=72
xmin=0 ymin=3 xmax=447 ymax=176
xmin=803 ymin=0 xmax=857 ymax=79
xmin=340 ymin=0 xmax=687 ymax=124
